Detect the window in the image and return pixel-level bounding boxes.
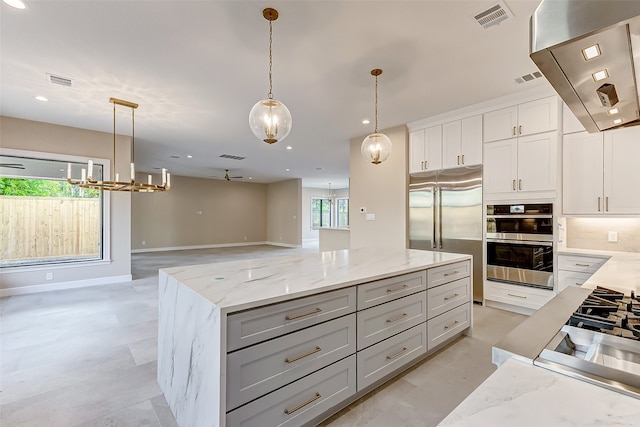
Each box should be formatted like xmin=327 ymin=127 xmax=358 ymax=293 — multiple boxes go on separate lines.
xmin=311 ymin=197 xmax=349 ymax=229
xmin=0 ymin=153 xmax=106 ymax=268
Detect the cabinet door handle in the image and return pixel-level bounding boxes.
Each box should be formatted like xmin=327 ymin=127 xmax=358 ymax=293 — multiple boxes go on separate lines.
xmin=518 ymin=179 xmax=522 ymax=191
xmin=443 ymin=271 xmax=459 ymax=277
xmin=575 ymin=263 xmax=590 ymax=267
xmin=421 ymin=160 xmax=424 ymax=170
xmin=387 ymin=313 xmax=408 ymax=323
xmin=444 ymin=293 xmax=460 ymax=301
xmin=507 ymin=293 xmax=527 ymax=299
xmin=597 ymin=197 xmax=601 ymax=212
xmin=512 ymin=179 xmax=517 ymax=191
xmin=386 ymin=347 xmax=408 ymax=360
xmin=457 ymin=155 xmax=460 ymax=165
xmin=512 ymin=126 xmax=516 ymax=136
xmin=284 ymin=392 xmax=321 ymax=415
xmin=285 ymin=307 xmax=322 ymax=321
xmin=284 ymin=346 xmax=321 ymax=363
xmin=519 ymin=125 xmax=523 ymax=135
xmin=425 ymin=160 xmax=428 ymax=169
xmin=444 ymin=320 xmax=459 ymax=330
xmin=606 ymin=196 xmax=609 ymax=212
xmin=461 ymin=154 xmax=464 ymax=164
xmin=387 ymin=284 xmax=409 ymax=294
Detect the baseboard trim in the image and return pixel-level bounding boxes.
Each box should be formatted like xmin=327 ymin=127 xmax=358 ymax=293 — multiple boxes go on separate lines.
xmin=0 ymin=274 xmax=133 ymax=297
xmin=131 ymin=242 xmax=273 ymax=254
xmin=265 ymin=241 xmax=301 ymax=249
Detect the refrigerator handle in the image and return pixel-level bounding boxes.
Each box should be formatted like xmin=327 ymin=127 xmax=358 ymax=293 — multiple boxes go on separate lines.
xmin=432 ymin=187 xmax=437 ymax=249
xmin=438 ymin=187 xmax=443 ymax=249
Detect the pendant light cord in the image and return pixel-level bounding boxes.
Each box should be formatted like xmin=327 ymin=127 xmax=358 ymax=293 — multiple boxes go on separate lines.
xmin=268 ymin=18 xmax=273 ymax=99
xmin=131 ymin=107 xmax=135 ymax=164
xmin=374 ymin=74 xmax=379 ymax=133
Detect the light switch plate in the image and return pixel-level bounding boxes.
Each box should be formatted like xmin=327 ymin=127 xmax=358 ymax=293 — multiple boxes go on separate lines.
xmin=366 ymin=213 xmax=375 ymax=221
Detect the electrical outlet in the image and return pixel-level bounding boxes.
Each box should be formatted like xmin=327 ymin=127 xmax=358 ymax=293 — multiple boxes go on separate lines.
xmin=46 ymin=272 xmax=53 ymax=281
xmin=608 ymin=231 xmax=618 ymax=242
xmin=142 ymin=240 xmax=146 ymax=245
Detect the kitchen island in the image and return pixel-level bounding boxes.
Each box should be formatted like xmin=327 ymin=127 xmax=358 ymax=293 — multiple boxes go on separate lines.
xmin=157 ymin=247 xmax=473 ymax=427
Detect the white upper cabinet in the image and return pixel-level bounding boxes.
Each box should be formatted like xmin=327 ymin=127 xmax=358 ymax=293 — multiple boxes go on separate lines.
xmin=484 ymin=96 xmax=558 ymax=142
xmin=562 ymin=103 xmax=586 ymax=134
xmin=409 ymin=126 xmax=442 ymax=174
xmin=563 ymin=127 xmax=640 ymax=215
xmin=484 ymin=132 xmax=557 ymax=197
xmin=442 ymin=115 xmax=482 ymax=169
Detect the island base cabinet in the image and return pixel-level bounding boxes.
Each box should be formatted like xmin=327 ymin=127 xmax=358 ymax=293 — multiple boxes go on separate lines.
xmin=226 ymin=355 xmax=356 ymax=427
xmin=357 ymin=323 xmax=427 ymax=391
xmin=427 ymin=303 xmax=470 ymax=351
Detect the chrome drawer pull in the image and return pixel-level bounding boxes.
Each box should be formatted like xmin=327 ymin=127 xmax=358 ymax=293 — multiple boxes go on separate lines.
xmin=387 ymin=284 xmax=409 ymax=293
xmin=513 ymin=179 xmax=516 ymax=191
xmin=386 ymin=313 xmax=408 ymax=323
xmin=444 ymin=293 xmax=459 ymax=301
xmin=285 ymin=346 xmax=321 ymax=363
xmin=386 ymin=347 xmax=408 ymax=360
xmin=574 ymin=263 xmax=590 ymax=267
xmin=284 ymin=392 xmax=321 ymax=415
xmin=443 ymin=271 xmax=459 ymax=277
xmin=507 ymin=293 xmax=527 ymax=299
xmin=444 ymin=320 xmax=459 ymax=330
xmin=285 ymin=307 xmax=322 ymax=321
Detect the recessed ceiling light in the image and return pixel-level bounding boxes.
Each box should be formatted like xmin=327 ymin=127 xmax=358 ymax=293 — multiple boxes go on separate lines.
xmin=285 ymin=168 xmax=290 ymax=172
xmin=613 ymin=118 xmax=623 ymax=125
xmin=315 ymin=167 xmax=324 ymax=171
xmin=286 ymin=146 xmax=292 ymax=150
xmin=248 ymin=177 xmax=253 ymax=180
xmin=362 ymin=119 xmax=370 ymax=124
xmin=35 ymin=95 xmax=48 ymax=102
xmin=592 ymin=69 xmax=609 ymax=82
xmin=3 ymin=0 xmax=26 ymax=9
xmin=608 ymin=108 xmax=620 ymax=115
xmin=582 ymin=44 xmax=601 ymax=61
xmin=187 ymin=155 xmax=193 ymax=159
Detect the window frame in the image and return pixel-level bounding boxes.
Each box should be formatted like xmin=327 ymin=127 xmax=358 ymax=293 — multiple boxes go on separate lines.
xmin=311 ymin=197 xmax=333 ymax=229
xmin=0 ymin=148 xmax=112 ymax=272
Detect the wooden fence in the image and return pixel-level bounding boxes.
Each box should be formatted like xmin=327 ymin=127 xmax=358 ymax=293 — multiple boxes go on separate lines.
xmin=0 ymin=196 xmax=101 ymax=262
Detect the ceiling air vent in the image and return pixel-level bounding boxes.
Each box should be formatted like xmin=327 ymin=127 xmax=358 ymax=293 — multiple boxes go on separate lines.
xmin=474 ymin=1 xmax=514 ymax=29
xmin=515 ymin=71 xmax=543 ymax=84
xmin=47 ymin=73 xmax=73 ymax=87
xmin=219 ymin=154 xmax=246 ymax=161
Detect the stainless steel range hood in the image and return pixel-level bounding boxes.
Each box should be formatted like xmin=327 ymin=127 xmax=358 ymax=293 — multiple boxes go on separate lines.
xmin=530 ymin=0 xmax=640 ymax=133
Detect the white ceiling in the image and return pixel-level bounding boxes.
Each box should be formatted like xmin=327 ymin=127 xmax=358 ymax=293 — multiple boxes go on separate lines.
xmin=0 ymin=0 xmax=549 ymax=189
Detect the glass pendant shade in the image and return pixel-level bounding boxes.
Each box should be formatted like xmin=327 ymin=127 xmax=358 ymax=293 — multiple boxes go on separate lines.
xmin=248 ymin=98 xmax=292 ymax=144
xmin=361 ymin=132 xmax=392 ymax=165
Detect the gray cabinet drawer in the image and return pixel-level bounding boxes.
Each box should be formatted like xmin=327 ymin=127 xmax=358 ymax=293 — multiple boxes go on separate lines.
xmin=427 ymin=260 xmax=470 ymax=288
xmin=427 ymin=303 xmax=470 ymax=351
xmin=227 ymin=314 xmax=356 ymax=410
xmin=557 ymin=270 xmax=593 ymax=292
xmin=356 ymin=323 xmax=427 ymax=391
xmin=227 ymin=287 xmax=356 ymax=351
xmin=226 ymin=355 xmax=356 ymax=427
xmin=427 ymin=277 xmax=470 ymax=319
xmin=558 ymin=254 xmax=607 ymax=274
xmin=357 ymin=292 xmax=426 ymax=351
xmin=357 ymin=270 xmax=427 ymax=310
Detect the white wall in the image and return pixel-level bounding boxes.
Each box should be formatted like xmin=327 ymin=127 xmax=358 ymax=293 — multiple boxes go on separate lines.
xmin=349 ymin=125 xmax=408 ymax=249
xmin=267 ymin=179 xmax=302 ymax=246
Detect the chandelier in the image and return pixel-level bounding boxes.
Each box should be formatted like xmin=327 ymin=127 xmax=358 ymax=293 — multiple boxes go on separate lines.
xmin=248 ymin=7 xmax=292 ymax=144
xmin=67 ymin=98 xmax=170 ymax=192
xmin=361 ymin=69 xmax=392 ymax=164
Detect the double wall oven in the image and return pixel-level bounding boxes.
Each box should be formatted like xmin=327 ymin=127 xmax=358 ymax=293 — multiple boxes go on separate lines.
xmin=486 ymin=203 xmax=554 ymax=290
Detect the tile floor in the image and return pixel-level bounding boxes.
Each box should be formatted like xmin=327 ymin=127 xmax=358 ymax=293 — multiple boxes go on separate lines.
xmin=1 ymin=245 xmax=526 ymax=426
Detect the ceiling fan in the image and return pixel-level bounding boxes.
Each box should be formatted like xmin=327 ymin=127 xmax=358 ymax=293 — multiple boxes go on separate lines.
xmin=210 ymin=169 xmax=243 ymax=181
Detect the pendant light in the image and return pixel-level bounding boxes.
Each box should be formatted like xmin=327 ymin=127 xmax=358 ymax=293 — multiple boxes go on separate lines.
xmin=67 ymin=98 xmax=170 ymax=192
xmin=249 ymin=7 xmax=292 ymax=144
xmin=361 ymin=69 xmax=392 ymax=165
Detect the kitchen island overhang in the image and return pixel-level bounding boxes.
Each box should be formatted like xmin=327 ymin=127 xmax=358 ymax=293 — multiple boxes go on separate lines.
xmin=157 ymin=247 xmax=473 ymax=427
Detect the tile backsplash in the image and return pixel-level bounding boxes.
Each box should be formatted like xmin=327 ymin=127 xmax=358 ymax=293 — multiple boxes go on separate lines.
xmin=564 ymin=217 xmax=640 ymax=253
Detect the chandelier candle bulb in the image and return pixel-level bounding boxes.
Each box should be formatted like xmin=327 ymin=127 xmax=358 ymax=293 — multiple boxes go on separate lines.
xmin=87 ymin=160 xmax=93 ymax=179
xmin=148 ymin=175 xmax=152 ymax=185
xmin=115 ymin=173 xmax=120 ymax=182
xmin=130 ymin=163 xmax=135 ymax=182
xmin=67 ymin=163 xmax=71 ymax=179
xmin=81 ymin=168 xmax=86 ymax=182
xmin=167 ymin=173 xmax=171 ymax=188
xmin=162 ymin=168 xmax=167 ymax=186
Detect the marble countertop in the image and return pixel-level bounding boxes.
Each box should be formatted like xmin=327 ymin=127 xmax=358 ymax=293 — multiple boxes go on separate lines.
xmin=160 ymin=247 xmax=470 ymax=313
xmin=439 ymin=358 xmax=640 ymax=426
xmin=559 ymin=248 xmax=640 ymax=295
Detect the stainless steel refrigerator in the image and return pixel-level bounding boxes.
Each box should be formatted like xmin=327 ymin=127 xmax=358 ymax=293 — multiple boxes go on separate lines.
xmin=409 ymin=165 xmax=484 ymax=302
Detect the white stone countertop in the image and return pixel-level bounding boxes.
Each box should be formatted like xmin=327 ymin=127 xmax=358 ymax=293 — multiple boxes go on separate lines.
xmin=160 ymin=247 xmax=470 ymax=313
xmin=439 ymin=358 xmax=640 ymax=426
xmin=559 ymin=248 xmax=640 ymax=295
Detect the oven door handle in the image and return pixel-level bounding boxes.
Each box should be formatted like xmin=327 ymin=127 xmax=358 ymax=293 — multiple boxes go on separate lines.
xmin=486 ymin=238 xmax=553 ymax=247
